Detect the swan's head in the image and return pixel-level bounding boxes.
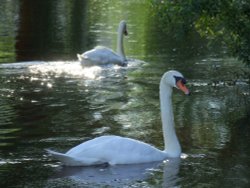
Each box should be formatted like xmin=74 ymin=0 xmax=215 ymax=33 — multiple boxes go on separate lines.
xmin=163 ymin=70 xmax=190 ymax=95
xmin=119 ymin=20 xmax=128 ymax=36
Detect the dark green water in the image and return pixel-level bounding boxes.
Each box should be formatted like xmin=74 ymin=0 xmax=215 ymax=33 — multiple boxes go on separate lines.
xmin=0 ymin=1 xmax=249 ymax=187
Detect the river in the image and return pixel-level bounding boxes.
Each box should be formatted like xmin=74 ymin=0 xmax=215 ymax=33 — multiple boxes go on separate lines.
xmin=0 ymin=0 xmax=249 ymax=187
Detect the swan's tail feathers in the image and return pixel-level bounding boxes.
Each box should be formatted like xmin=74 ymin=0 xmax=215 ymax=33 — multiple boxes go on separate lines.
xmin=77 ymin=54 xmax=83 ymax=61
xmin=46 ymin=149 xmax=104 ymax=166
xmin=46 ymin=149 xmax=84 ymax=166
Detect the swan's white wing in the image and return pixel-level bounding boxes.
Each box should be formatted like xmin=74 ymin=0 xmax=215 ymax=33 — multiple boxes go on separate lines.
xmin=78 ymin=46 xmax=124 ymax=65
xmin=65 ymin=135 xmax=166 ymax=165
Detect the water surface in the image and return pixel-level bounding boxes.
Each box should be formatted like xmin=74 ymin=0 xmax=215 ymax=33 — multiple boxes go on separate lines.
xmin=0 ymin=0 xmax=249 ymax=187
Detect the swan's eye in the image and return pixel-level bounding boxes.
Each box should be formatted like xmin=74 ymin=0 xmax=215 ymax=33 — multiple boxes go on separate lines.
xmin=175 ymin=76 xmax=190 ymax=95
xmin=174 ymin=76 xmax=186 ymax=85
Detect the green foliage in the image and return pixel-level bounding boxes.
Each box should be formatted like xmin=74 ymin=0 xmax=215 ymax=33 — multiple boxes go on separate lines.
xmin=151 ymin=0 xmax=250 ymax=64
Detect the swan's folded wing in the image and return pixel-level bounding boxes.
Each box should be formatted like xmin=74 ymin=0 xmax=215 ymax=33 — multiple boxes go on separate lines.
xmin=105 ymin=137 xmax=166 ymax=164
xmin=81 ymin=47 xmax=123 ymax=65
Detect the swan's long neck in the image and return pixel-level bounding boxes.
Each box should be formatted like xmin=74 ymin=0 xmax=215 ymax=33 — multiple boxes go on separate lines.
xmin=160 ymin=78 xmax=181 ymax=157
xmin=117 ymin=24 xmax=126 ymax=61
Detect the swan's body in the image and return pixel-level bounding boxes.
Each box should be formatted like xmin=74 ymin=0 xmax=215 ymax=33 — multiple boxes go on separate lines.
xmin=77 ymin=21 xmax=128 ymax=66
xmin=47 ymin=136 xmax=166 ymax=166
xmin=47 ymin=70 xmax=190 ymax=166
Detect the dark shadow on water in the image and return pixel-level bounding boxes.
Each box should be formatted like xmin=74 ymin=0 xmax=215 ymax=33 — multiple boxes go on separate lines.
xmin=50 ymin=158 xmax=181 ymax=187
xmin=217 ymin=116 xmax=250 ymax=187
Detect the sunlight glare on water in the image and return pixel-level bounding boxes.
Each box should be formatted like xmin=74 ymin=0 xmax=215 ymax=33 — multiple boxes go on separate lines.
xmin=0 ymin=0 xmax=249 ymax=187
xmin=28 ymin=61 xmax=102 ymax=79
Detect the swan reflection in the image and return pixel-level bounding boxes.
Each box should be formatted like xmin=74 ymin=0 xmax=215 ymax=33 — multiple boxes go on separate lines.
xmin=51 ymin=158 xmax=181 ymax=187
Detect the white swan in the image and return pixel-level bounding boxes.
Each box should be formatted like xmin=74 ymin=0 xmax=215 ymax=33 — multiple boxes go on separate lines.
xmin=77 ymin=20 xmax=128 ymax=66
xmin=47 ymin=70 xmax=190 ymax=166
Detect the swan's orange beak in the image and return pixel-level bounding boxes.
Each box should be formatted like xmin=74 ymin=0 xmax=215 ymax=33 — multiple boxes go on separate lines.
xmin=176 ymin=80 xmax=190 ymax=95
